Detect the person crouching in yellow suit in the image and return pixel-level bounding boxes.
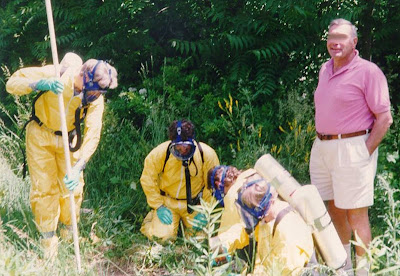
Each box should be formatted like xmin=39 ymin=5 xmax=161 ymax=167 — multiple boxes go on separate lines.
xmin=140 ymin=119 xmax=220 ymax=242
xmin=209 ymin=167 xmax=314 ymax=275
xmin=6 ymin=53 xmax=118 ymax=258
xmin=208 ymin=166 xmax=256 ymax=253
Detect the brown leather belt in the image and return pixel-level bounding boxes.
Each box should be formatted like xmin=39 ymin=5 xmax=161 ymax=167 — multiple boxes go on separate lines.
xmin=317 ymin=129 xmax=371 ymax=140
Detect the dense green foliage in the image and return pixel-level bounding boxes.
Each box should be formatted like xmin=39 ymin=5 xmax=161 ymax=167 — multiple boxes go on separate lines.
xmin=1 ymin=0 xmax=400 ymax=163
xmin=1 ymin=0 xmax=400 ymax=274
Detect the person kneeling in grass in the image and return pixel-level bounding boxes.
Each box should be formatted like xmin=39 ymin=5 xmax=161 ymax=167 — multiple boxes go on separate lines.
xmin=209 ymin=166 xmax=314 ymax=275
xmin=140 ymin=119 xmax=219 ymax=242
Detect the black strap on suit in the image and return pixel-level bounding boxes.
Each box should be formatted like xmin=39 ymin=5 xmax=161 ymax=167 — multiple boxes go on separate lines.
xmin=183 ymin=160 xmax=194 ymax=214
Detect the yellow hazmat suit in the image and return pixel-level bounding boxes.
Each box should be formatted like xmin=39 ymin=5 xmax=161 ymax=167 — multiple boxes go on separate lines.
xmin=6 ymin=61 xmax=104 ymax=240
xmin=251 ymin=210 xmax=314 ymax=275
xmin=218 ymin=169 xmax=257 ymax=251
xmin=140 ymin=140 xmax=219 ymax=241
xmin=216 ymin=169 xmax=313 ymax=275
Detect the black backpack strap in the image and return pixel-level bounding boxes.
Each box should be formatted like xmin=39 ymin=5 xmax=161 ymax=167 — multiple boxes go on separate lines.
xmin=196 ymin=140 xmax=204 ymax=163
xmin=69 ymin=105 xmax=88 ymax=152
xmin=17 ymin=138 xmax=28 ymax=178
xmin=18 ymin=90 xmax=47 ymax=178
xmin=191 ymin=186 xmax=204 ymax=205
xmin=160 ymin=140 xmax=204 ymax=212
xmin=189 ymin=140 xmax=203 ymax=177
xmin=272 ymin=205 xmax=293 ymax=237
xmin=162 ymin=142 xmax=172 ymax=173
xmin=19 ymin=92 xmax=89 ymax=177
xmin=183 ymin=160 xmax=194 ymax=213
xmin=27 ymin=90 xmax=46 ymax=127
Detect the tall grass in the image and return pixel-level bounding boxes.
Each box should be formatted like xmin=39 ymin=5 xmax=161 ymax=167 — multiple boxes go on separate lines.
xmin=0 ymin=151 xmax=29 ymax=214
xmin=215 ymin=90 xmax=270 ymax=168
xmin=272 ymin=88 xmax=316 ymax=183
xmin=361 ymin=174 xmax=400 ymax=274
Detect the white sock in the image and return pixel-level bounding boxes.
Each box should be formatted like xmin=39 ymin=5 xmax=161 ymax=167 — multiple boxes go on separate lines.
xmin=356 ymin=254 xmax=370 ymax=276
xmin=343 ymin=243 xmax=353 ymax=272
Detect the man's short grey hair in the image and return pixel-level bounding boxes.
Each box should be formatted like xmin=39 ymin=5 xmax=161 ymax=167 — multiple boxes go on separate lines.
xmin=329 ymin=18 xmax=358 ymax=38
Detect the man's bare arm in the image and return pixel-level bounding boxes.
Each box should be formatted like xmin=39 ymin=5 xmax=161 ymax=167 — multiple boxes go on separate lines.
xmin=366 ymin=110 xmax=393 ymax=155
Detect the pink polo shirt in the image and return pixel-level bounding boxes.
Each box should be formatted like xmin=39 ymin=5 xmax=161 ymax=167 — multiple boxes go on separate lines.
xmin=314 ymin=51 xmax=390 ymax=134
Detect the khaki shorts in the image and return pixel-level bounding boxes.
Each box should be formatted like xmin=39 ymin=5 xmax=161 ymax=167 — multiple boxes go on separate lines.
xmin=309 ymin=134 xmax=378 ymax=209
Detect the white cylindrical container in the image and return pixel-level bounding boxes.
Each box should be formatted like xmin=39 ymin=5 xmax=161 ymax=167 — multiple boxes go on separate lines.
xmin=254 ymin=154 xmax=347 ymax=269
xmin=254 ymin=154 xmax=301 ymax=203
xmin=291 ymin=185 xmax=347 ymax=269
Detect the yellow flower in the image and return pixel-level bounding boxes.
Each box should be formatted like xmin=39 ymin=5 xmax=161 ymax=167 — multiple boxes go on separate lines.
xmin=307 ymin=123 xmax=314 ymax=133
xmin=224 ymin=98 xmax=229 ymax=109
xmin=304 ymin=153 xmax=309 ymax=163
xmin=218 ymin=101 xmax=223 ymax=110
xmin=288 ymin=121 xmax=293 ymax=131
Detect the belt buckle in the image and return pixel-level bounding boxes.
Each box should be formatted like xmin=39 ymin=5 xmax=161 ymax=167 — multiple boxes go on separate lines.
xmin=318 ymin=132 xmax=333 ymax=140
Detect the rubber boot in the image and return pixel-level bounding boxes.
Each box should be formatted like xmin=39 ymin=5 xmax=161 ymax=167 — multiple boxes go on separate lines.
xmin=41 ymin=236 xmax=58 ymax=260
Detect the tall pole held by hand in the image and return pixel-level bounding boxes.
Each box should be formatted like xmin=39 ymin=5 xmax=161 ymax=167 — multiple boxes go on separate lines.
xmin=44 ymin=0 xmax=82 ymax=273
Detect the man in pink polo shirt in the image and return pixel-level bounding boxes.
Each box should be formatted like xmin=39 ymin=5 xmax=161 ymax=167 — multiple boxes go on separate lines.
xmin=310 ymin=18 xmax=392 ymax=276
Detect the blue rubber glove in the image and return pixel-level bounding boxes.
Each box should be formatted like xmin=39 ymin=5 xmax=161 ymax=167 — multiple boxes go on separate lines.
xmin=35 ymin=78 xmax=64 ymax=95
xmin=63 ymin=160 xmax=85 ymax=191
xmin=156 ymin=206 xmax=172 ymax=225
xmin=192 ymin=213 xmax=207 ymax=231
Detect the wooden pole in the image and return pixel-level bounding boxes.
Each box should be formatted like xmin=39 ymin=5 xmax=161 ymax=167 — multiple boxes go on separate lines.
xmin=44 ymin=0 xmax=82 ymax=272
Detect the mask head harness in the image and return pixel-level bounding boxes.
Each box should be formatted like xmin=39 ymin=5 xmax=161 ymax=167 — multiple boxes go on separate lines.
xmin=82 ymin=60 xmax=111 ymax=105
xmin=210 ymin=165 xmax=230 ymax=207
xmin=169 ymin=120 xmax=196 ymax=161
xmin=236 ymin=178 xmax=272 ymax=234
